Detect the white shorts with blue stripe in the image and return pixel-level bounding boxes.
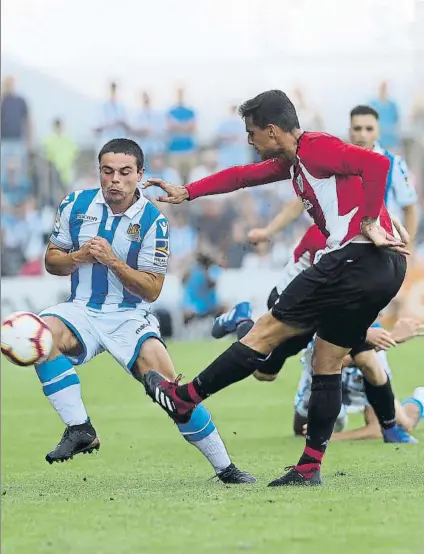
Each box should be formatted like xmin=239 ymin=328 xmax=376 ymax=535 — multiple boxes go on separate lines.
xmin=39 ymin=300 xmax=162 ymax=372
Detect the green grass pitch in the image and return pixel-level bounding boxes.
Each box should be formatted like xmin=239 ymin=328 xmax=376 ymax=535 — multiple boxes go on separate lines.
xmin=2 ymin=339 xmax=423 ymax=554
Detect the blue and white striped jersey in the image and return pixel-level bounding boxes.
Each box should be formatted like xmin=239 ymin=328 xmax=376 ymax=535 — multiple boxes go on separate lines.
xmin=374 ymin=142 xmax=417 ymax=219
xmin=295 ymin=338 xmax=392 ymax=417
xmin=50 ymin=188 xmax=169 ymax=311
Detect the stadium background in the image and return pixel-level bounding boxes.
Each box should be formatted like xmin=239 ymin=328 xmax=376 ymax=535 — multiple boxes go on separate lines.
xmin=2 ymin=0 xmax=424 ymax=332
xmin=2 ymin=2 xmax=424 ymax=554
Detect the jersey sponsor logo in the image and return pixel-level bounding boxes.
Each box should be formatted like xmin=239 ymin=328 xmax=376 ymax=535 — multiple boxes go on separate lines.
xmin=156 ymin=219 xmax=169 ymax=239
xmin=135 ymin=323 xmax=148 ymax=335
xmin=155 ymin=239 xmax=169 ymax=256
xmin=76 ymin=214 xmax=98 ymax=222
xmin=154 ymin=218 xmax=169 ymax=267
xmin=127 ymin=223 xmax=141 ymax=242
xmin=154 ymin=238 xmax=169 ymax=268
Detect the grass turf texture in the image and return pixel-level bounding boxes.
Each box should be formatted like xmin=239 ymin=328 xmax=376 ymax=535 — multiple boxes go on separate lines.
xmin=2 ymin=339 xmax=424 ymax=554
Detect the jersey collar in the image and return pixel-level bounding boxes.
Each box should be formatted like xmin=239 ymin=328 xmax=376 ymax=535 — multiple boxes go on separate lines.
xmin=373 ymin=142 xmax=384 ymax=155
xmin=95 ymin=187 xmax=146 ymax=218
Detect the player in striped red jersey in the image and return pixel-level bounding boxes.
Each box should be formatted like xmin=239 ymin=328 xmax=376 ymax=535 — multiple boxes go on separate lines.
xmin=142 ymin=90 xmax=409 ymax=487
xmin=212 ymin=220 xmax=419 ymax=445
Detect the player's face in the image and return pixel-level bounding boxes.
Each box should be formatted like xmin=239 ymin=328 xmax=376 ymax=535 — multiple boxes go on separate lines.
xmin=99 ymin=153 xmax=144 ymax=206
xmin=245 ymin=119 xmax=285 ymax=160
xmin=350 ymin=115 xmax=379 ymax=150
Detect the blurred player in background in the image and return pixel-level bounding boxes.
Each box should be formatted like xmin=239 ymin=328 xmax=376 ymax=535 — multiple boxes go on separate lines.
xmin=349 ymin=105 xmax=418 ymax=245
xmin=34 ymin=138 xmax=255 ymax=484
xmin=294 ymin=337 xmax=424 ymax=442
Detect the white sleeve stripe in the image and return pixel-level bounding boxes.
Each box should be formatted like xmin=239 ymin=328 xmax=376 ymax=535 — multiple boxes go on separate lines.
xmin=49 ymin=235 xmax=72 ymax=250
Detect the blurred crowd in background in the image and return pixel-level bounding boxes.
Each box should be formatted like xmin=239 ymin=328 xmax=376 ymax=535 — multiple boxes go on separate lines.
xmin=1 ymin=76 xmax=424 ymax=316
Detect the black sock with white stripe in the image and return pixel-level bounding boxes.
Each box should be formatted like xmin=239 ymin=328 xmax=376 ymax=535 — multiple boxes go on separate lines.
xmin=176 ymin=342 xmax=268 ymax=401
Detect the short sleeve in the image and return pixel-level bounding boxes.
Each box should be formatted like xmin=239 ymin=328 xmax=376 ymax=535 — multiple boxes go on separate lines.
xmin=391 ymin=157 xmax=417 ymax=208
xmin=49 ymin=194 xmax=74 ymax=251
xmin=137 ymin=216 xmax=169 ymax=274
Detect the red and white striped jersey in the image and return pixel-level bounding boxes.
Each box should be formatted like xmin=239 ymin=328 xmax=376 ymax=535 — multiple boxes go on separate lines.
xmin=276 ymin=225 xmax=326 ymax=293
xmin=186 ymin=132 xmax=398 ymax=252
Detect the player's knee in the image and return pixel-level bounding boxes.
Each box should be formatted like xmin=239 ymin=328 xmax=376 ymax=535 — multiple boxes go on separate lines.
xmin=353 ymin=351 xmax=386 ymax=386
xmin=253 ymin=370 xmax=277 ymax=382
xmin=131 ymin=336 xmax=176 ymax=381
xmin=40 ymin=316 xmax=69 ymax=352
xmin=240 ymin=312 xmax=286 ymax=353
xmin=311 ymin=340 xmax=344 ymax=375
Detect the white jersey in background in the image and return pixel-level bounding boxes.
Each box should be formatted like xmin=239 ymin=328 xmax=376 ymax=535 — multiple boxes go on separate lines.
xmin=373 ymin=142 xmax=417 ymax=220
xmin=295 ymin=338 xmax=392 ymax=424
xmin=50 ymin=188 xmax=169 ymax=311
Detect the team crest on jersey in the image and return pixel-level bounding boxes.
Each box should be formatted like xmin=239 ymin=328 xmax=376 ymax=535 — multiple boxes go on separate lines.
xmin=296 ymin=173 xmax=304 ymax=193
xmin=127 ymin=223 xmax=141 ymax=242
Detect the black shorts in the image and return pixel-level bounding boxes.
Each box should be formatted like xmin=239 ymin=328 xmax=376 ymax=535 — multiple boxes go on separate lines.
xmin=272 ymin=243 xmax=407 ymax=349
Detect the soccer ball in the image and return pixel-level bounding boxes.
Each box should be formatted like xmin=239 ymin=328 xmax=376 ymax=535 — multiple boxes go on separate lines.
xmin=1 ymin=312 xmax=53 ymax=366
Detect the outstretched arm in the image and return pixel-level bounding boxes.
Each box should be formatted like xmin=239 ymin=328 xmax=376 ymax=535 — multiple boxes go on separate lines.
xmin=143 ymin=158 xmax=292 ymax=204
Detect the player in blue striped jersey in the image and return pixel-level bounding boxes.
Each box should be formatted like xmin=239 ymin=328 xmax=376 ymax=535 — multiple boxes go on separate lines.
xmin=349 ymin=105 xmax=418 ymax=244
xmin=295 ymin=335 xmax=424 ymax=442
xmin=35 ymin=138 xmax=255 ymax=484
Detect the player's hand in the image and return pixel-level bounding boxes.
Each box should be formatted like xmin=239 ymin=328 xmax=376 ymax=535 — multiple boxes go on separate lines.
xmin=142 ymin=178 xmax=189 ymax=204
xmin=360 ymin=218 xmax=410 ymax=255
xmin=391 ymin=317 xmax=424 ymax=344
xmin=366 ymin=327 xmax=397 ymax=350
xmin=302 ymin=423 xmax=307 ymax=436
xmin=89 ymin=237 xmax=117 ymax=266
xmin=70 ymin=240 xmax=96 ymax=265
xmin=391 ymin=215 xmax=410 ymax=246
xmin=247 ymin=228 xmax=270 ymax=244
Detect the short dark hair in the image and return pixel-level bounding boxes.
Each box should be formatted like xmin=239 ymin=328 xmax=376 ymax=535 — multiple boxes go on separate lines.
xmin=98 ymin=138 xmax=144 ymax=171
xmin=239 ymin=90 xmax=300 ymax=132
xmin=350 ymin=105 xmax=379 ymax=120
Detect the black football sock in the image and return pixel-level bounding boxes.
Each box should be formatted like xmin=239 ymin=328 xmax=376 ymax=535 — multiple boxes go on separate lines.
xmin=363 ymin=378 xmax=396 ymax=429
xmin=297 ymin=373 xmax=342 ymax=467
xmin=176 ymin=342 xmax=268 ymax=402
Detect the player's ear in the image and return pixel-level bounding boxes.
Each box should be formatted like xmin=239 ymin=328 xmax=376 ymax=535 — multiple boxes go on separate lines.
xmin=268 ymin=124 xmax=277 ymax=139
xmin=137 ymin=167 xmax=145 ymax=182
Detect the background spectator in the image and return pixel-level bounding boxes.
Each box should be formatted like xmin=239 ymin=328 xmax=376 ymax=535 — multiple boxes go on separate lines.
xmin=189 ymin=149 xmax=219 ymax=183
xmin=167 ymin=87 xmax=197 ymax=182
xmin=94 ymin=82 xmax=129 ymax=150
xmin=44 ymin=118 xmax=78 ymax=193
xmin=181 ymin=252 xmax=225 ymax=325
xmin=370 ymin=81 xmax=400 ymax=151
xmin=215 ymin=104 xmax=249 ymax=169
xmin=1 ymin=157 xmax=32 ymax=206
xmin=1 ymin=76 xmax=31 ymax=182
xmin=292 ymin=88 xmax=324 ymax=131
xmin=132 ymin=91 xmax=166 ymax=167
xmin=167 ymin=210 xmax=198 ymax=275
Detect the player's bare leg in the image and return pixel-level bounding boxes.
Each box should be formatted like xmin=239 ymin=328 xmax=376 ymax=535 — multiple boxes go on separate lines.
xmin=135 ymin=338 xmax=256 ymax=484
xmin=37 ymin=316 xmax=99 ymax=464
